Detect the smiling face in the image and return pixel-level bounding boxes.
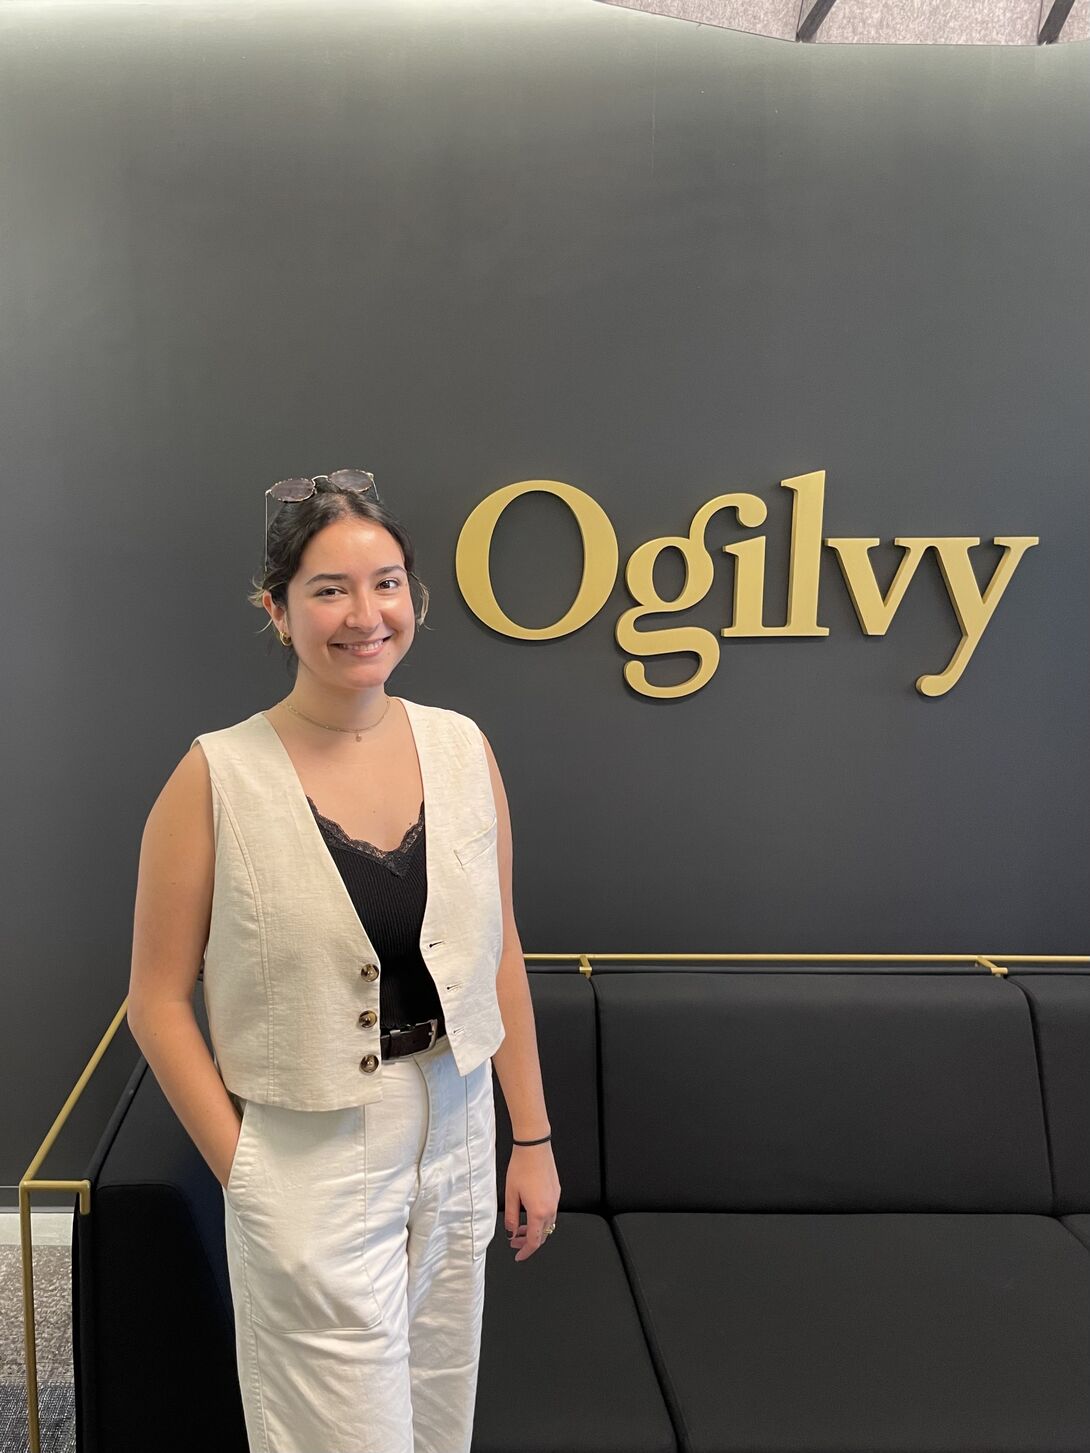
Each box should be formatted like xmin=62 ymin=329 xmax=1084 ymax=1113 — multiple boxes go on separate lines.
xmin=264 ymin=515 xmax=416 ymax=690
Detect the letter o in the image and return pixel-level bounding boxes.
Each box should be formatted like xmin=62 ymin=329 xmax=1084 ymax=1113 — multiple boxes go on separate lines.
xmin=455 ymin=481 xmax=619 ymax=639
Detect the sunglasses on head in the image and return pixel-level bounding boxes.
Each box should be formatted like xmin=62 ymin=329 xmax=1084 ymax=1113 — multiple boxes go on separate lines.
xmin=264 ymin=468 xmax=380 ymax=574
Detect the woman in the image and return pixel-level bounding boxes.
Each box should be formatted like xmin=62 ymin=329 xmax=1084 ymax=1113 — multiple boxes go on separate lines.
xmin=126 ymin=471 xmax=561 ymax=1453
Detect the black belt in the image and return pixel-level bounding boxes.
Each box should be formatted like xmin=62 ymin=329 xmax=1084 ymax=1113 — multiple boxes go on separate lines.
xmin=380 ymin=1017 xmax=444 ymax=1060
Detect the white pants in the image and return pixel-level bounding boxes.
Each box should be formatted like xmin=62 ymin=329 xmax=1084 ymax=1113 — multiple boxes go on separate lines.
xmin=222 ymin=1036 xmax=497 ymax=1453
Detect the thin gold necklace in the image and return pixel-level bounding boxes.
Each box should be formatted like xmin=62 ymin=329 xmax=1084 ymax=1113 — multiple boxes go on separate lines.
xmin=283 ymin=696 xmax=392 ymax=744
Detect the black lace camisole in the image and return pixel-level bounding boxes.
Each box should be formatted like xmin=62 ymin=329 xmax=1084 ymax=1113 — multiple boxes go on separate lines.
xmin=306 ymin=796 xmax=445 ymax=1035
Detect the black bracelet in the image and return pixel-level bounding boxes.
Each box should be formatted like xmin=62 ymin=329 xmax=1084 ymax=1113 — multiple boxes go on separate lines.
xmin=512 ymin=1133 xmax=552 ymax=1146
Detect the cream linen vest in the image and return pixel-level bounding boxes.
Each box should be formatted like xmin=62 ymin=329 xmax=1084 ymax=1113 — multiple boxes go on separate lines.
xmin=191 ymin=696 xmax=505 ymax=1110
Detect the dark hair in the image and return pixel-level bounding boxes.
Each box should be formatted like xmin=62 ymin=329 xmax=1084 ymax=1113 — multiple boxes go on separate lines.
xmin=247 ymin=481 xmax=431 ymax=665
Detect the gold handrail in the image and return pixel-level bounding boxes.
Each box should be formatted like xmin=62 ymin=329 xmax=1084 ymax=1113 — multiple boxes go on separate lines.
xmin=523 ymin=953 xmax=1090 ymax=976
xmin=19 ymin=954 xmax=1090 ymax=1453
xmin=20 ymin=996 xmax=130 ymax=1453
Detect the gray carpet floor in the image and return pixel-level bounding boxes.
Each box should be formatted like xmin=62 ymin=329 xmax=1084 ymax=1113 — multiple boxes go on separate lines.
xmin=1 ymin=1240 xmax=75 ymax=1453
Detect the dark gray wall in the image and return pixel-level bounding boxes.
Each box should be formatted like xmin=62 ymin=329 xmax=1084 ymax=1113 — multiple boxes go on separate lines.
xmin=2 ymin=0 xmax=1086 ymax=1200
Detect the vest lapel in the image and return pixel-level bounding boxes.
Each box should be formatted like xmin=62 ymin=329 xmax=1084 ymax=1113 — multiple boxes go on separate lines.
xmin=399 ymin=697 xmax=445 ymax=958
xmin=251 ymin=699 xmax=441 ymax=965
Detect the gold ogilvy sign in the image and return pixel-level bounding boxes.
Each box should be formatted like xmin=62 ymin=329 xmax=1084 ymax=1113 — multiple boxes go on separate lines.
xmin=454 ymin=472 xmax=1038 ymax=698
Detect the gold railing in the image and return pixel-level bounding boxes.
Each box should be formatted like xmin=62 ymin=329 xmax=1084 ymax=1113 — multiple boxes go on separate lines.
xmin=20 ymin=953 xmax=1089 ymax=1453
xmin=20 ymin=996 xmax=130 ymax=1453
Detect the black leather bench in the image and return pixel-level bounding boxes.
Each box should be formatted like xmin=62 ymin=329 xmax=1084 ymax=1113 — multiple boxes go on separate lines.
xmin=74 ymin=965 xmax=1090 ymax=1452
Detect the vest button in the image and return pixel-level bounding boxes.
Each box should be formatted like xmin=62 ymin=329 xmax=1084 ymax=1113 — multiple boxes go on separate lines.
xmin=360 ymin=963 xmax=379 ymax=981
xmin=360 ymin=1054 xmax=379 ymax=1073
xmin=358 ymin=1010 xmax=378 ymax=1028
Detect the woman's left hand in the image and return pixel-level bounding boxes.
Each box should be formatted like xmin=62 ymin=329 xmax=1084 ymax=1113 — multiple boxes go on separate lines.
xmin=504 ymin=1142 xmax=561 ymax=1262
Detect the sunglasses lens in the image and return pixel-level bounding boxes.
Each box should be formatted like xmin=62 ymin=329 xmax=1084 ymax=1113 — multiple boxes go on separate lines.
xmin=328 ymin=469 xmax=376 ymax=494
xmin=271 ymin=479 xmax=315 ymax=501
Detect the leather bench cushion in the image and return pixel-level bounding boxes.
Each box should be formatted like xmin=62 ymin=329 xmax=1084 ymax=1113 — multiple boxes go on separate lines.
xmin=1064 ymin=1214 xmax=1090 ymax=1253
xmin=596 ymin=970 xmax=1052 ymax=1211
xmin=474 ymin=1212 xmax=676 ymax=1453
xmin=614 ymin=1210 xmax=1090 ymax=1453
xmin=498 ymin=970 xmax=602 ymax=1210
xmin=1010 ymin=972 xmax=1090 ymax=1213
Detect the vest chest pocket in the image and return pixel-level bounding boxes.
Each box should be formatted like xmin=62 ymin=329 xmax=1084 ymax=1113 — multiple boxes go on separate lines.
xmin=454 ymin=816 xmax=497 ymax=869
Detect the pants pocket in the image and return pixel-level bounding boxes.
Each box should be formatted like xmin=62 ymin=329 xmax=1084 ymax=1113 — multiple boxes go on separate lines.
xmin=227 ymin=1103 xmax=384 ymax=1334
xmin=225 ymin=1094 xmax=255 ymax=1200
xmin=465 ymin=1063 xmax=497 ymax=1260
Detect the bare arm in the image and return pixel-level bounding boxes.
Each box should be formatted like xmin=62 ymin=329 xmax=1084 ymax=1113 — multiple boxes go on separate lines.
xmin=479 ymin=732 xmax=552 ymax=1141
xmin=126 ymin=742 xmax=241 ymax=1189
xmin=479 ymin=730 xmax=561 ymax=1261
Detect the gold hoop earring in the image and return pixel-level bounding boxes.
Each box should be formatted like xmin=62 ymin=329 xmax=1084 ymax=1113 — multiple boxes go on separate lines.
xmin=278 ymin=629 xmax=292 ymax=646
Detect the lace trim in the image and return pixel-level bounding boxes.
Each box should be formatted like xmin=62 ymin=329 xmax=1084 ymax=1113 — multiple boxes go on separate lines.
xmin=307 ymin=797 xmax=424 ymax=869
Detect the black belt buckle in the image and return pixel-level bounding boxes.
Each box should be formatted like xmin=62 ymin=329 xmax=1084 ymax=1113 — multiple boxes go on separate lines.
xmin=386 ymin=1018 xmax=439 ymax=1059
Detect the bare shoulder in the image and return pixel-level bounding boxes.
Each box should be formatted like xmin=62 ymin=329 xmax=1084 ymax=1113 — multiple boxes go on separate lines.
xmin=137 ymin=742 xmax=215 ymax=909
xmin=129 ymin=743 xmax=216 ymax=1022
xmin=146 ymin=741 xmax=212 ymax=834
